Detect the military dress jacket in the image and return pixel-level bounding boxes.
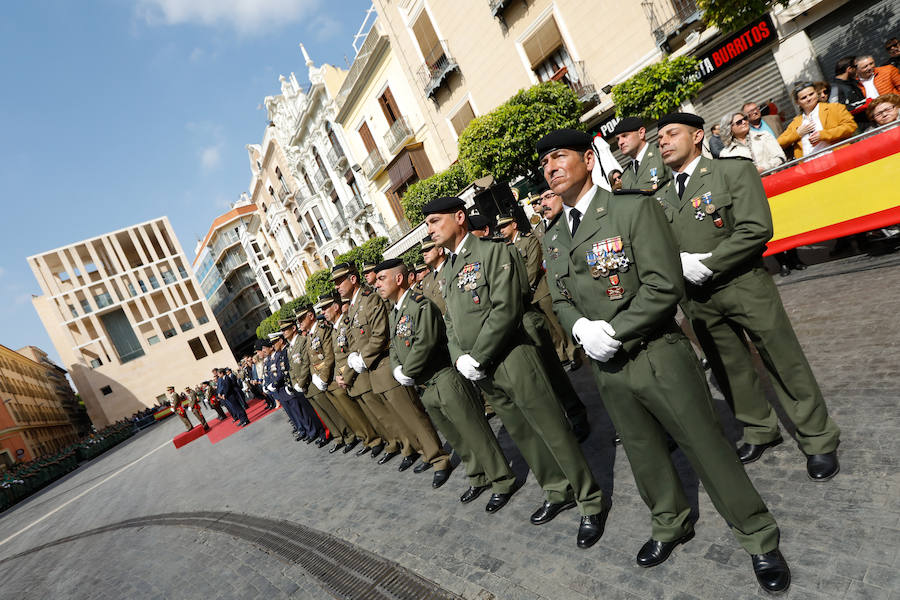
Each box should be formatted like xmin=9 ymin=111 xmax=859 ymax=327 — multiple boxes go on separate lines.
xmin=620 ymin=142 xmax=671 ymax=191
xmin=346 ymin=288 xmax=398 ymax=395
xmin=512 ymin=232 xmax=550 ymax=304
xmin=542 ymin=186 xmax=685 ymax=356
xmin=287 ymin=334 xmax=307 ymax=393
xmin=297 ymin=323 xmax=335 ymax=395
xmin=389 ymin=292 xmax=451 ymax=387
xmin=655 ymin=156 xmax=773 ymax=292
xmin=184 ymin=388 xmax=200 ymax=408
xmin=419 ymin=268 xmax=448 ymax=315
xmin=329 ymin=316 xmax=368 ymax=395
xmin=439 ymin=234 xmax=527 ymax=368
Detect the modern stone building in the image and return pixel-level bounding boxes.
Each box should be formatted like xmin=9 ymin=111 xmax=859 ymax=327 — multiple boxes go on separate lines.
xmin=193 ymin=202 xmax=271 ymax=360
xmin=27 ymin=217 xmax=235 ymax=428
xmin=0 ymin=343 xmax=78 ymax=466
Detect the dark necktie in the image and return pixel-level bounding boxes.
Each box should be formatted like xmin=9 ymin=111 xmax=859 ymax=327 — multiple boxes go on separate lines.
xmin=570 ymin=208 xmax=582 ymax=235
xmin=449 ymin=252 xmax=457 ymax=268
xmin=632 ymin=159 xmax=639 ymax=174
xmin=676 ymin=172 xmax=689 ymax=199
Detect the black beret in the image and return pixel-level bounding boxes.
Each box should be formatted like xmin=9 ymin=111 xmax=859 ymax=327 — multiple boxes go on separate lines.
xmin=467 ymin=213 xmax=490 ymax=230
xmin=657 ymin=112 xmax=705 ymax=130
xmin=535 ymin=128 xmax=592 ymax=160
xmin=373 ymin=258 xmax=405 ymax=273
xmin=611 ymin=117 xmax=645 ymax=136
xmin=422 ymin=196 xmax=465 ymax=216
xmin=331 ymin=262 xmax=356 ymax=280
xmin=261 ymin=339 xmax=273 ymax=348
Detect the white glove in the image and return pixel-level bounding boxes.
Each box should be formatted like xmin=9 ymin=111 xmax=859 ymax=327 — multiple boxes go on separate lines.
xmin=455 ymin=354 xmax=486 ymax=381
xmin=347 ymin=352 xmax=366 ymax=373
xmin=311 ymin=373 xmax=327 ymax=391
xmin=265 ymin=384 xmax=275 ymax=393
xmin=393 ymin=365 xmax=416 ymax=386
xmin=293 ymin=383 xmax=303 ymax=393
xmin=680 ymin=252 xmax=713 ymax=285
xmin=572 ymin=318 xmax=622 ymax=363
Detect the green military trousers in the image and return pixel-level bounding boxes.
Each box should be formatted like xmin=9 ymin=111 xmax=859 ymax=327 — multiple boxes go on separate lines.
xmin=307 ymin=391 xmax=352 ymax=443
xmin=594 ymin=331 xmax=780 ymax=554
xmin=380 ymin=385 xmax=451 ymax=469
xmin=420 ymin=368 xmax=516 ymax=493
xmin=327 ymin=388 xmax=380 ymax=447
xmin=687 ymin=268 xmax=840 ymax=455
xmin=354 ymin=390 xmax=401 ymax=453
xmin=535 ymin=294 xmax=576 ymax=363
xmin=476 ymin=342 xmax=606 ymax=515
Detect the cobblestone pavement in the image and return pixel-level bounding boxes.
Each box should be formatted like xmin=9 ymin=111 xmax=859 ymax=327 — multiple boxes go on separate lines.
xmin=1 ymin=252 xmax=898 ymax=600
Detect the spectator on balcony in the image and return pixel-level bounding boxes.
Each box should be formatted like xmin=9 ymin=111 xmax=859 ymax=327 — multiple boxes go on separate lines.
xmin=830 ymin=56 xmax=870 ymax=130
xmin=720 ymin=112 xmax=786 ymax=173
xmin=887 ymin=38 xmax=900 ymax=70
xmin=778 ymin=82 xmax=857 ymax=159
xmin=855 ymin=55 xmax=900 ymax=98
xmin=814 ymin=81 xmax=831 ymax=103
xmin=867 ymin=93 xmax=900 ymax=127
xmin=708 ymin=124 xmax=724 ymax=158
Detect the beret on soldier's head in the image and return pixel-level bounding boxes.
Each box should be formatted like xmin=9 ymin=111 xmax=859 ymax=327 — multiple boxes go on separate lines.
xmin=331 ymin=262 xmax=356 ymax=281
xmin=420 ymin=237 xmax=436 ymax=251
xmin=361 ymin=263 xmax=377 ymax=274
xmin=467 ymin=213 xmax=490 ymax=230
xmin=496 ymin=214 xmax=515 ymax=227
xmin=373 ymin=257 xmax=405 ymax=273
xmin=422 ymin=196 xmax=465 ymax=216
xmin=657 ymin=112 xmax=705 ymax=130
xmin=611 ymin=117 xmax=645 ymax=136
xmin=535 ymin=128 xmax=592 ymax=160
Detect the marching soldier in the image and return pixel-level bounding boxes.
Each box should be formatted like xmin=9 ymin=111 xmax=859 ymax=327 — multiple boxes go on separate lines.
xmin=537 ymin=127 xmax=789 ymax=593
xmin=614 ymin=116 xmax=670 ymax=191
xmin=375 ymin=258 xmax=516 ymax=497
xmin=654 ymin=112 xmax=841 ymax=479
xmin=166 ymin=386 xmax=193 ymax=431
xmin=183 ymin=386 xmax=210 ymax=432
xmin=422 ymin=195 xmax=608 ymax=549
xmin=333 ymin=263 xmax=452 ymax=475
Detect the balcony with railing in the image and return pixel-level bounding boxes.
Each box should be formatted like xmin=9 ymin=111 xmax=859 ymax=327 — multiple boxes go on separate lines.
xmin=550 ymin=60 xmax=600 ymax=107
xmin=641 ymin=0 xmax=701 ymax=46
xmin=387 ymin=219 xmax=413 ymax=243
xmin=326 ymin=147 xmax=348 ymax=171
xmin=362 ymin=147 xmax=386 ymax=179
xmin=330 ymin=213 xmax=349 ymax=236
xmin=416 ymin=40 xmax=460 ymax=98
xmin=345 ymin=197 xmax=367 ymax=219
xmin=489 ymin=0 xmax=510 ymax=17
xmin=313 ymin=169 xmax=333 ymax=192
xmin=384 ymin=116 xmax=414 ymax=156
xmin=277 ymin=185 xmax=293 ymax=204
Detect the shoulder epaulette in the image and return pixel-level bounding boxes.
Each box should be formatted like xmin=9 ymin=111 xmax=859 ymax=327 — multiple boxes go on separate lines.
xmin=614 ymin=188 xmax=656 ymax=196
xmin=361 ymin=288 xmax=373 ymax=296
xmin=411 ymin=292 xmax=426 ymax=303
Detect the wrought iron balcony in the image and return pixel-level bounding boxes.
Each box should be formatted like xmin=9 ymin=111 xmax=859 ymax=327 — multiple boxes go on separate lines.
xmin=326 ymin=147 xmax=348 ymax=171
xmin=277 ymin=185 xmax=293 ymax=203
xmin=346 ymin=197 xmax=367 ymax=218
xmin=489 ymin=0 xmax=510 ymax=17
xmin=384 ymin=116 xmax=414 ymax=156
xmin=641 ymin=0 xmax=701 ymax=46
xmin=362 ymin=147 xmax=385 ymax=179
xmin=550 ymin=61 xmax=600 ymax=107
xmin=313 ymin=169 xmax=333 ymax=192
xmin=387 ymin=219 xmax=413 ymax=243
xmin=416 ymin=40 xmax=460 ymax=98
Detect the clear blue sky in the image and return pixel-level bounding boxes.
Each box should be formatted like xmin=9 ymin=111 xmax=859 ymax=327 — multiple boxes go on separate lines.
xmin=0 ymin=0 xmax=373 ymax=367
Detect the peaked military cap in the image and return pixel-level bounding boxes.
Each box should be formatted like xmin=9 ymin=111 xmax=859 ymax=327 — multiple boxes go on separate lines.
xmin=414 ymin=263 xmax=428 ymax=272
xmin=535 ymin=128 xmax=592 ymax=160
xmin=422 ymin=196 xmax=465 ymax=215
xmin=496 ymin=214 xmax=515 ymax=227
xmin=361 ymin=263 xmax=377 ymax=274
xmin=420 ymin=237 xmax=436 ymax=251
xmin=314 ymin=292 xmax=339 ymax=311
xmin=657 ymin=112 xmax=705 ymax=130
xmin=166 ymin=385 xmax=175 ymax=391
xmin=331 ymin=262 xmax=356 ymax=280
xmin=373 ymin=257 xmax=405 ymax=273
xmin=610 ymin=117 xmax=645 ymax=136
xmin=294 ymin=303 xmax=312 ymax=319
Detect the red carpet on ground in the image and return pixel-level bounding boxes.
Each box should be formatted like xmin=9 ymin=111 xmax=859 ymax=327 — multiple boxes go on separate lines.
xmin=207 ymin=398 xmax=278 ymax=445
xmin=172 ymin=425 xmax=207 ymax=449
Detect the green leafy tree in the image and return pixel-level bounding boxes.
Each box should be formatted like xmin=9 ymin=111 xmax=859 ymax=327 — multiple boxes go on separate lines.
xmin=457 ymin=81 xmax=582 ymax=184
xmin=611 ymin=55 xmax=704 ymax=120
xmin=399 ymin=245 xmax=424 ymax=270
xmin=698 ymin=0 xmax=789 ymax=32
xmin=304 ymin=269 xmax=334 ymax=302
xmin=335 ymin=236 xmax=389 ymax=271
xmin=401 ymin=162 xmax=469 ymax=224
xmin=255 ymin=295 xmax=312 ymax=340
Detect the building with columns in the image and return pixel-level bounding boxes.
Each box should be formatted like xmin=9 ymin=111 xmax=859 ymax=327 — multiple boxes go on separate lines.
xmin=27 ymin=217 xmax=235 ymax=428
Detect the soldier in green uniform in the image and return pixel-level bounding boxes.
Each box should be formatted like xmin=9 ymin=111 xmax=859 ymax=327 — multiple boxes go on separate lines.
xmin=654 ymin=112 xmax=841 ymax=479
xmin=537 ymin=128 xmax=790 ymax=593
xmin=422 ymin=196 xmax=608 ymax=549
xmin=614 ymin=117 xmax=670 ymax=191
xmin=183 ymin=386 xmax=210 ymax=432
xmin=419 ymin=238 xmax=448 ymax=314
xmin=333 ymin=264 xmax=452 ymax=475
xmin=374 ymin=258 xmax=518 ymax=499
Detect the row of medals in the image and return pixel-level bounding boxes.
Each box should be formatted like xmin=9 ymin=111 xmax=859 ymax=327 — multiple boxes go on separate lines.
xmin=458 ymin=262 xmax=482 ymax=305
xmin=693 ymin=192 xmax=724 ymax=227
xmin=586 ymin=241 xmax=630 ymax=301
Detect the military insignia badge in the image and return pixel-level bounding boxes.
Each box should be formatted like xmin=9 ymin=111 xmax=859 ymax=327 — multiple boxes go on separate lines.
xmin=457 ymin=262 xmax=482 ymax=291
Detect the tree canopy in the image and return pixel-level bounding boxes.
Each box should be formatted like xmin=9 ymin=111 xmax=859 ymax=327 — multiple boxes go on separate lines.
xmin=401 ymin=162 xmax=468 ymax=224
xmin=698 ymin=0 xmax=789 ymax=32
xmin=255 ymin=295 xmax=311 ymax=340
xmin=611 ymin=56 xmax=703 ymax=120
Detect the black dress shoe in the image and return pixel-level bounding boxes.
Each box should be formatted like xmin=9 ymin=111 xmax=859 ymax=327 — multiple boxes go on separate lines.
xmin=737 ymin=436 xmax=783 ymax=464
xmin=329 ymin=442 xmax=345 ymax=454
xmin=779 ymin=264 xmax=791 ymax=277
xmin=398 ymin=453 xmax=420 ymax=472
xmin=305 ymin=435 xmax=316 ymax=444
xmin=460 ymin=485 xmax=490 ymax=504
xmin=635 ymin=531 xmax=695 ymax=567
xmin=355 ymin=445 xmax=371 ymax=457
xmin=432 ymin=469 xmax=451 ymax=488
xmin=806 ymin=450 xmax=839 ymax=481
xmin=751 ymin=549 xmax=791 ymax=594
xmin=377 ymin=449 xmax=400 ymax=465
xmin=343 ymin=439 xmax=359 ymax=454
xmin=577 ymin=511 xmax=608 ymax=549
xmin=413 ymin=460 xmax=433 ymax=474
xmin=530 ymin=500 xmax=577 ymax=525
xmin=485 ymin=492 xmax=513 ymax=513
xmin=295 ymin=434 xmax=306 ymax=441
xmin=370 ymin=443 xmax=385 ymax=458
xmin=315 ymin=438 xmax=329 ymax=448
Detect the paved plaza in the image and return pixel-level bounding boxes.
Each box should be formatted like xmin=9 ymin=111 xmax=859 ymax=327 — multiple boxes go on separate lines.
xmin=1 ymin=251 xmax=899 ymax=600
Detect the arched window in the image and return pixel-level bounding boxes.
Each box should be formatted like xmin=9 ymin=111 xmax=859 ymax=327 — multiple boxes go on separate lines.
xmin=365 ymin=223 xmax=376 ymax=239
